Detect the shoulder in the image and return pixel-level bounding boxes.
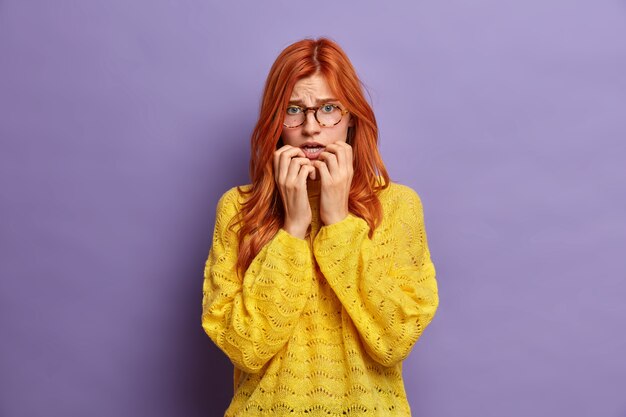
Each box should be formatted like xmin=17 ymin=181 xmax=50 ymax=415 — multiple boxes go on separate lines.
xmin=378 ymin=181 xmax=426 ymax=222
xmin=215 ymin=184 xmax=252 ymax=214
xmin=379 ymin=181 xmax=424 ymax=208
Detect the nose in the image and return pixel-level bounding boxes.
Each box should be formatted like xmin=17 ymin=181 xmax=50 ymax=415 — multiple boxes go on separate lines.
xmin=301 ymin=109 xmax=321 ymax=136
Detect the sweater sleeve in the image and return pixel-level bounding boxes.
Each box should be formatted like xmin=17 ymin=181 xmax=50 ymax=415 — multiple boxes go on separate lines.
xmin=312 ymin=186 xmax=439 ymax=367
xmin=201 ymin=188 xmax=314 ymax=373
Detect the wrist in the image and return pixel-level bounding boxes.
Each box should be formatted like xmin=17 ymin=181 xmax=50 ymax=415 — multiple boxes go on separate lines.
xmin=322 ymin=211 xmax=349 ymax=226
xmin=282 ymin=223 xmax=308 ymax=240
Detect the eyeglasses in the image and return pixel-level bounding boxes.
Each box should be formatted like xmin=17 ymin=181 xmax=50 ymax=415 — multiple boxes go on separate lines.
xmin=283 ymin=104 xmax=349 ymax=128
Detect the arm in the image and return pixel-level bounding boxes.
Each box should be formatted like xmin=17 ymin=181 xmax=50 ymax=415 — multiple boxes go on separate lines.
xmin=312 ymin=186 xmax=439 ymax=367
xmin=201 ymin=187 xmax=313 ymax=373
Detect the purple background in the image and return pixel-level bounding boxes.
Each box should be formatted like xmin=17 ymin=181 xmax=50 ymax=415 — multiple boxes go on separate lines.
xmin=1 ymin=1 xmax=625 ymax=416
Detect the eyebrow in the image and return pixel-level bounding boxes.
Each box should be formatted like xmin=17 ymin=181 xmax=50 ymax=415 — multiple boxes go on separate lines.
xmin=288 ymin=98 xmax=339 ymax=106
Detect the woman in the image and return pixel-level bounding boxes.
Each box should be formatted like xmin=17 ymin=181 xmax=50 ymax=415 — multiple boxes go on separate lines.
xmin=202 ymin=37 xmax=439 ymax=416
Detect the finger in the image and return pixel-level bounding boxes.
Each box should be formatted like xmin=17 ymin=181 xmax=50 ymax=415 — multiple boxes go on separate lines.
xmin=339 ymin=142 xmax=354 ymax=175
xmin=318 ymin=150 xmax=339 ymax=176
xmin=331 ymin=142 xmax=353 ymax=167
xmin=336 ymin=141 xmax=353 ymax=168
xmin=331 ymin=143 xmax=349 ymax=173
xmin=274 ymin=145 xmax=293 ymax=181
xmin=313 ymin=160 xmax=331 ymax=183
xmin=285 ymin=157 xmax=311 ymax=185
xmin=326 ymin=142 xmax=353 ymax=177
xmin=277 ymin=147 xmax=306 ymax=184
xmin=298 ymin=165 xmax=315 ymax=184
xmin=274 ymin=145 xmax=304 ymax=175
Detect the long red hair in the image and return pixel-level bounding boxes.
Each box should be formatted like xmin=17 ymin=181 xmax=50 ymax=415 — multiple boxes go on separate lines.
xmin=232 ymin=37 xmax=390 ymax=276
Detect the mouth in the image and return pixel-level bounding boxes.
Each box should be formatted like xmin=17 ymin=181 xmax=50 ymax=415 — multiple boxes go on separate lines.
xmin=301 ymin=143 xmax=325 ymax=159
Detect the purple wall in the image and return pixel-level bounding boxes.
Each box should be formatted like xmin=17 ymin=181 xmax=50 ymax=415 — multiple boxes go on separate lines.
xmin=2 ymin=1 xmax=625 ymax=416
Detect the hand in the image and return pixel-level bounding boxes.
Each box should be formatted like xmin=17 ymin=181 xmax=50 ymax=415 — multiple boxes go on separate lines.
xmin=273 ymin=144 xmax=316 ymax=239
xmin=311 ymin=142 xmax=354 ymax=225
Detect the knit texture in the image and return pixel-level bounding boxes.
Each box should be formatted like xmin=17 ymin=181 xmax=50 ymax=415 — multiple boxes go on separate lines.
xmin=202 ymin=182 xmax=439 ymax=416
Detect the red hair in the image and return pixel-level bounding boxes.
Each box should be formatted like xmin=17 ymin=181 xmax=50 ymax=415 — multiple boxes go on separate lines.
xmin=232 ymin=37 xmax=390 ymax=276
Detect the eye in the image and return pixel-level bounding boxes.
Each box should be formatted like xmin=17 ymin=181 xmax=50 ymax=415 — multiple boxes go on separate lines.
xmin=320 ymin=104 xmax=336 ymax=113
xmin=286 ymin=106 xmax=302 ymax=115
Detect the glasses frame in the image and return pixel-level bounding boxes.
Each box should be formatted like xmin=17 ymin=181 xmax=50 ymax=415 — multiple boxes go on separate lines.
xmin=282 ymin=104 xmax=349 ymax=128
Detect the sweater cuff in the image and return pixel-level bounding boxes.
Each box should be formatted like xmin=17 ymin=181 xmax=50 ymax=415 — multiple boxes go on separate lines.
xmin=270 ymin=228 xmax=312 ymax=272
xmin=314 ymin=214 xmax=369 ymax=247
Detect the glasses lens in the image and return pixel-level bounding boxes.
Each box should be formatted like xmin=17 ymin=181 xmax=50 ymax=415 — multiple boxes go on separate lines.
xmin=317 ymin=104 xmax=342 ymax=126
xmin=284 ymin=107 xmax=304 ymax=128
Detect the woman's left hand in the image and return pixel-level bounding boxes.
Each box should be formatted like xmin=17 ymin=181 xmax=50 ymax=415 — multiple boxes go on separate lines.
xmin=311 ymin=142 xmax=354 ymax=225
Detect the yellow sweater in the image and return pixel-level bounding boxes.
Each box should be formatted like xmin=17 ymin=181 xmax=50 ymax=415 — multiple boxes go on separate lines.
xmin=201 ymin=182 xmax=439 ymax=416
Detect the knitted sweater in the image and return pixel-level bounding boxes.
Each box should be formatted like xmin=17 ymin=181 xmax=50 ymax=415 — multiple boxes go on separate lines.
xmin=201 ymin=181 xmax=439 ymax=416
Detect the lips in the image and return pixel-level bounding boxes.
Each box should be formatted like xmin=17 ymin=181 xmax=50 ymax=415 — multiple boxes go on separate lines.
xmin=300 ymin=142 xmax=325 ymax=159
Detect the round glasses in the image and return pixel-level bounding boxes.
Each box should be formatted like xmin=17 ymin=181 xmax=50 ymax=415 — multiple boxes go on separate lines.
xmin=283 ymin=104 xmax=349 ymax=128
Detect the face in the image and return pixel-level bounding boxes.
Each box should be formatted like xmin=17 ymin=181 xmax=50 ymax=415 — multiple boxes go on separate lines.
xmin=280 ymin=73 xmax=354 ymax=160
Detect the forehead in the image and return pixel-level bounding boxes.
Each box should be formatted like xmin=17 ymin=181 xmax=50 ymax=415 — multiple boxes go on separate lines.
xmin=289 ymin=73 xmax=337 ymax=101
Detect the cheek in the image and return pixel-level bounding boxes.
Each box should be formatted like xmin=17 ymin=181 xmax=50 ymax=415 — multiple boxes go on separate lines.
xmin=329 ymin=124 xmax=350 ymax=143
xmin=280 ymin=130 xmax=299 ymax=147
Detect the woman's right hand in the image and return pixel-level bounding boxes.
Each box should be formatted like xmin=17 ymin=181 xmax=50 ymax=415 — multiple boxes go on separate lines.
xmin=273 ymin=145 xmax=315 ymax=239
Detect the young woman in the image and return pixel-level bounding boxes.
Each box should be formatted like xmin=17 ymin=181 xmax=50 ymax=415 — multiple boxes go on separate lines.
xmin=202 ymin=37 xmax=439 ymax=417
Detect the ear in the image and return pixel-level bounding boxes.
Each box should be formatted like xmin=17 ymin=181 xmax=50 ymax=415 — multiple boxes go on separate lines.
xmin=347 ymin=114 xmax=355 ymax=127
